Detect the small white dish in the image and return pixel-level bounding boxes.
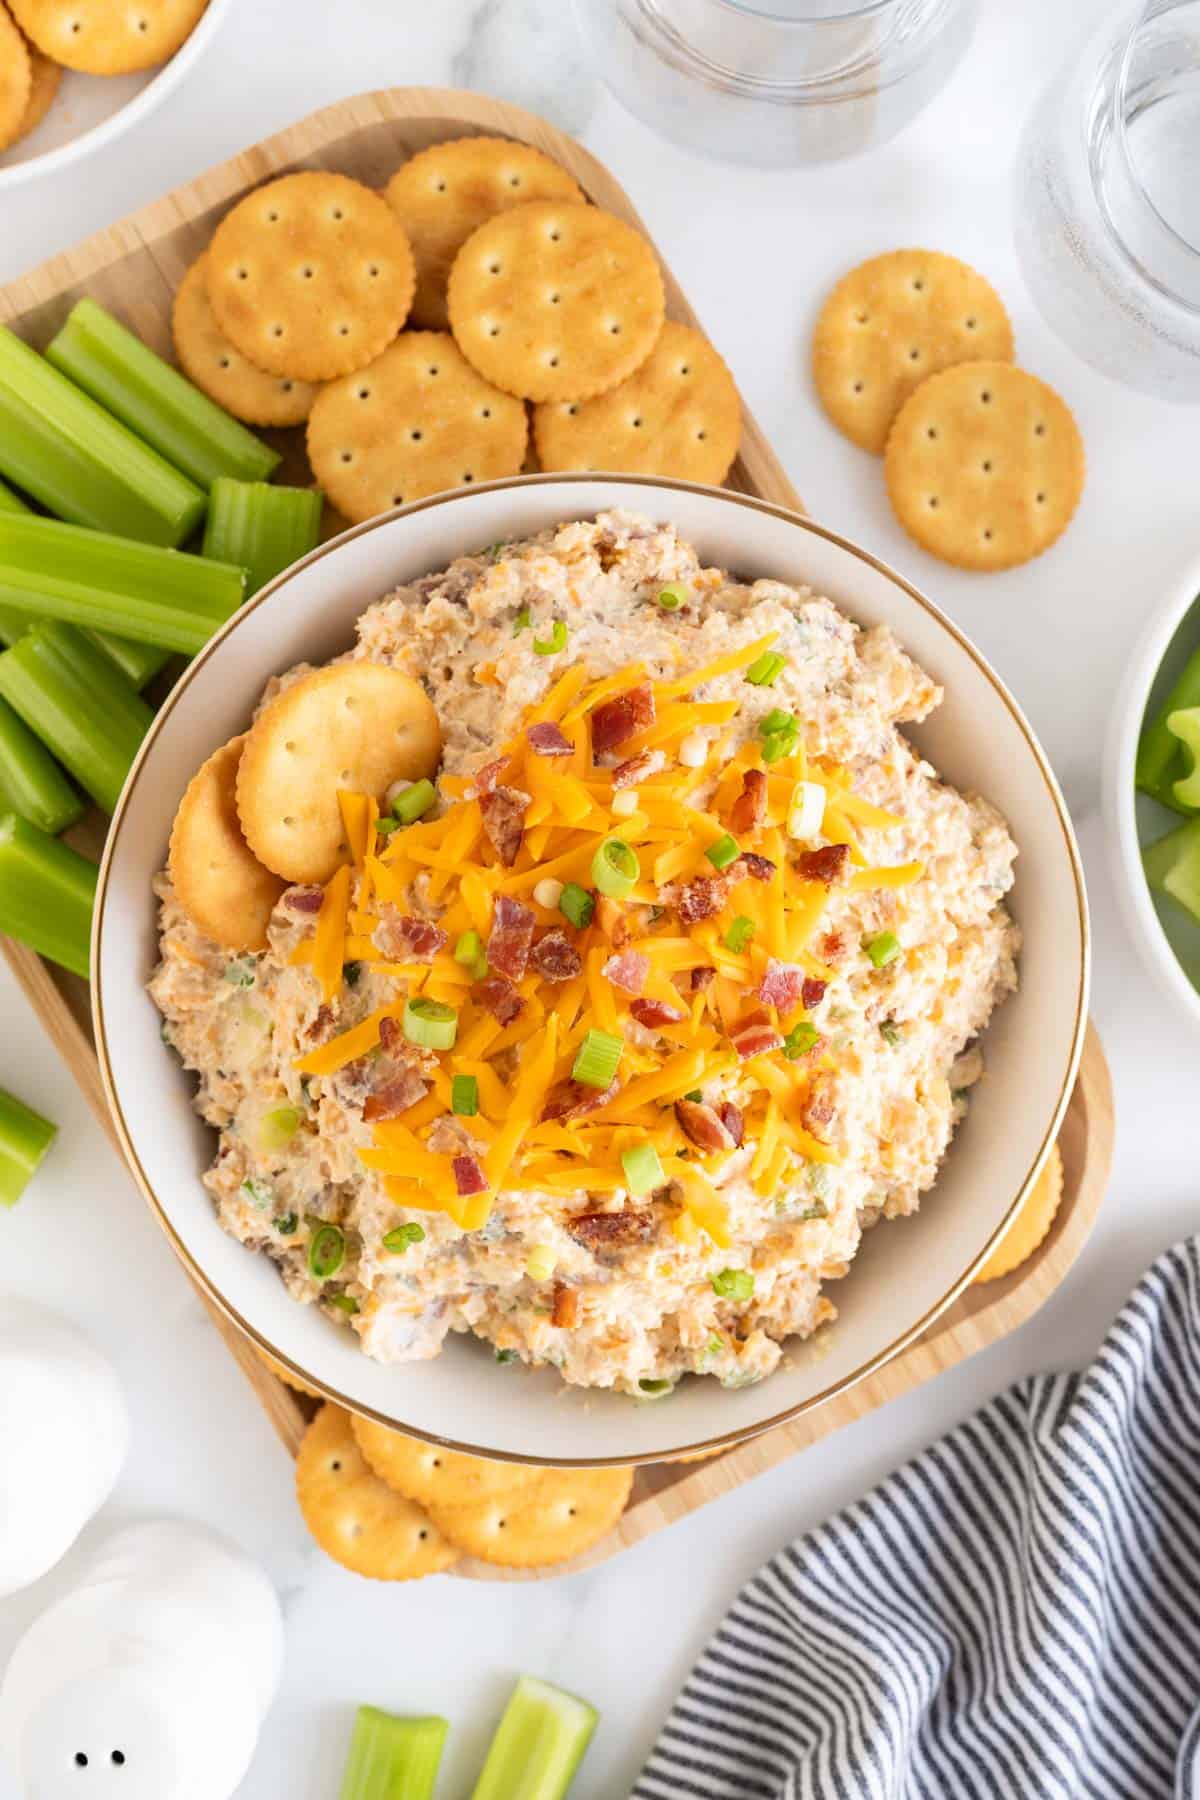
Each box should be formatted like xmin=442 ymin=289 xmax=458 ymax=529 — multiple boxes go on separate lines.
xmin=94 ymin=475 xmax=1089 ymax=1465
xmin=1104 ymin=547 xmax=1200 ymax=1029
xmin=0 ymin=0 xmax=233 ymax=189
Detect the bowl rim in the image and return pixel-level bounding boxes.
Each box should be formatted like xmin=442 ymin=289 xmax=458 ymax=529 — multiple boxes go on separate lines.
xmin=0 ymin=0 xmax=233 ymax=190
xmin=1103 ymin=544 xmax=1200 ymax=1029
xmin=92 ymin=472 xmax=1090 ymax=1463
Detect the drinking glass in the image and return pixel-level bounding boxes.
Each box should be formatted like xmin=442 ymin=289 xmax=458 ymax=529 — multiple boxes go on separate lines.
xmin=571 ymin=0 xmax=977 ymax=167
xmin=1015 ymin=0 xmax=1200 ymax=402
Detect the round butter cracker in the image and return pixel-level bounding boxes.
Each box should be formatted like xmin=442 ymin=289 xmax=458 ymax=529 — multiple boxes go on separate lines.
xmin=813 ymin=249 xmax=1014 ymax=454
xmin=425 ymin=1463 xmax=633 ymax=1569
xmin=207 ymin=172 xmax=415 ymax=383
xmin=173 ymin=255 xmax=318 ymax=428
xmin=448 ymin=200 xmax=665 ymax=403
xmin=11 ymin=37 xmax=60 ymax=145
xmin=534 ymin=321 xmax=740 ymax=484
xmin=974 ymin=1144 xmax=1064 ymax=1283
xmin=307 ymin=331 xmax=528 ymax=525
xmin=352 ymin=1415 xmax=544 ymax=1508
xmin=884 ymin=361 xmax=1084 ymax=571
xmin=296 ymin=1404 xmax=460 ymax=1581
xmin=9 ymin=0 xmax=208 ymax=73
xmin=258 ymin=1349 xmax=320 ymax=1400
xmin=0 ymin=7 xmax=32 ymax=153
xmin=386 ymin=136 xmax=584 ymax=331
xmin=236 ymin=661 xmax=442 ymax=885
xmin=168 ymin=734 xmax=286 ymax=953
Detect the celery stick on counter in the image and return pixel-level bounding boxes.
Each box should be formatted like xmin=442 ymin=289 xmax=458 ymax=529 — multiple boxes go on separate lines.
xmin=338 ymin=1707 xmax=448 ymax=1800
xmin=0 ymin=812 xmax=96 ymax=977
xmin=202 ymin=479 xmax=323 ymax=597
xmin=1137 ymin=638 xmax=1200 ymax=811
xmin=0 ymin=694 xmax=83 ymax=834
xmin=0 ymin=623 xmax=153 ymax=814
xmin=471 ymin=1676 xmax=598 ymax=1800
xmin=47 ymin=299 xmax=281 ymax=492
xmin=0 ymin=514 xmax=247 ymax=654
xmin=0 ymin=1087 xmax=56 ymax=1208
xmin=0 ymin=325 xmax=205 ymax=547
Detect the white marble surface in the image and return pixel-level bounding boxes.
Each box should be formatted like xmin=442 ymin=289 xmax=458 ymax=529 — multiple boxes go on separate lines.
xmin=2 ymin=1 xmax=1197 ymax=1794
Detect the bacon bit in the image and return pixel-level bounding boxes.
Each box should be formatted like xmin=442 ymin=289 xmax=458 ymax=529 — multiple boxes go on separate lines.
xmin=758 ymin=958 xmax=805 ymax=1011
xmin=718 ymin=1100 xmax=744 ymax=1147
xmin=539 ymin=1076 xmax=618 ymax=1123
xmin=729 ymin=768 xmax=768 ymax=836
xmin=479 ymin=785 xmax=530 ymax=867
xmin=470 ymin=756 xmax=508 ymax=797
xmin=304 ymin=1003 xmax=334 ymax=1042
xmin=796 ymin=844 xmax=850 ymax=885
xmin=285 ymin=886 xmax=325 ymax=914
xmin=475 ymin=974 xmax=524 ymax=1025
xmin=690 ymin=965 xmax=716 ymax=992
xmin=730 ymin=1019 xmax=785 ymax=1061
xmin=374 ymin=906 xmax=447 ymax=964
xmin=487 ymin=894 xmax=535 ymax=981
xmin=595 ymin=896 xmax=629 ymax=946
xmin=452 ymin=1154 xmax=489 ymax=1196
xmin=802 ymin=977 xmax=827 ymax=1009
xmin=378 ymin=1016 xmax=402 ymax=1053
xmin=735 ymin=852 xmax=776 ymax=883
xmin=611 ymin=748 xmax=665 ymax=791
xmin=602 ymin=950 xmax=649 ymax=995
xmin=551 ymin=1282 xmax=579 ymax=1329
xmin=566 ymin=1208 xmax=656 ymax=1252
xmin=674 ymin=1098 xmax=736 ymax=1152
xmin=630 ymin=997 xmax=687 ymax=1029
xmin=802 ymin=1071 xmax=837 ymax=1141
xmin=530 ymin=928 xmax=583 ymax=982
xmin=591 ymin=684 xmax=655 ymax=756
xmin=664 ymin=873 xmax=729 ymax=924
xmin=525 ymin=721 xmax=573 ymax=757
xmin=362 ymin=1066 xmax=428 ymax=1122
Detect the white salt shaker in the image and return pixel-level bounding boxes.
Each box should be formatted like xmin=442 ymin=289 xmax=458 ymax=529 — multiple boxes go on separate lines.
xmin=0 ymin=1519 xmax=284 ymax=1800
xmin=0 ymin=1300 xmax=129 ymax=1598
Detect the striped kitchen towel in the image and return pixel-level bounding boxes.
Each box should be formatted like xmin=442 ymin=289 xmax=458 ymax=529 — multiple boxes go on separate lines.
xmin=635 ymin=1237 xmax=1200 ymax=1800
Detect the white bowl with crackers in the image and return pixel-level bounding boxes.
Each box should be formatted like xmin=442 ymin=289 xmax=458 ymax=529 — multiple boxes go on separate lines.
xmin=0 ymin=0 xmax=233 ymax=188
xmin=93 ymin=473 xmax=1087 ymax=1466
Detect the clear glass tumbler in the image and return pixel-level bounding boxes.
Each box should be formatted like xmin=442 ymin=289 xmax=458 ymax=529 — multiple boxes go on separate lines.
xmin=571 ymin=0 xmax=977 ymax=167
xmin=1015 ymin=0 xmax=1200 ymax=402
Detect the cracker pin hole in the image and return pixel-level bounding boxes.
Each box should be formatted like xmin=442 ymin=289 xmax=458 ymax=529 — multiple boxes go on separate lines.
xmin=112 ymin=1751 xmax=126 ymax=1767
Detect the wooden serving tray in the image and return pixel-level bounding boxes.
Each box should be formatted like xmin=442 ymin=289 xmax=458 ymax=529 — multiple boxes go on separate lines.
xmin=0 ymin=88 xmax=1113 ymax=1578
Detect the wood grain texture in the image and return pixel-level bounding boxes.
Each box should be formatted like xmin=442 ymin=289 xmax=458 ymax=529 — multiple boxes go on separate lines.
xmin=0 ymin=88 xmax=1110 ymax=1577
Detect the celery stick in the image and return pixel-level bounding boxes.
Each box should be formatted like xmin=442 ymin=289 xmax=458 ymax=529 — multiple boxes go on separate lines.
xmin=0 ymin=623 xmax=153 ymax=814
xmin=0 ymin=812 xmax=96 ymax=977
xmin=338 ymin=1707 xmax=448 ymax=1800
xmin=0 ymin=482 xmax=32 ymax=645
xmin=1137 ymin=638 xmax=1200 ymax=809
xmin=0 ymin=326 xmax=206 ymax=547
xmin=0 ymin=514 xmax=246 ymax=654
xmin=47 ymin=298 xmax=280 ymax=492
xmin=0 ymin=695 xmax=83 ymax=834
xmin=0 ymin=477 xmax=29 ymax=514
xmin=0 ymin=1087 xmax=57 ymax=1207
xmin=202 ymin=479 xmax=323 ymax=597
xmin=471 ymin=1677 xmax=598 ymax=1800
xmin=84 ymin=630 xmax=172 ymax=692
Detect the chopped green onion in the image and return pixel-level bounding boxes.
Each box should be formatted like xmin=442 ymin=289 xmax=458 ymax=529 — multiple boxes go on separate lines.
xmin=239 ymin=1176 xmax=274 ymax=1210
xmin=46 ymin=299 xmax=281 ymax=491
xmin=0 ymin=325 xmax=206 ymax=548
xmin=339 ymin=1705 xmax=448 ymax=1800
xmin=591 ymin=837 xmax=639 ymax=898
xmin=329 ymin=1294 xmax=360 ymax=1315
xmin=0 ymin=693 xmax=83 ymax=835
xmin=201 ymin=478 xmax=323 ymax=598
xmin=308 ymin=1223 xmax=345 ymax=1281
xmin=638 ymin=1377 xmax=674 ymax=1396
xmin=383 ymin=1221 xmax=426 ymax=1254
xmin=453 ymin=929 xmax=489 ymax=980
xmin=343 ymin=960 xmax=361 ymax=987
xmin=711 ymin=1267 xmax=755 ymax=1300
xmin=879 ymin=1018 xmax=901 ymax=1046
xmin=0 ymin=623 xmax=153 ymax=814
xmin=374 ymin=815 xmax=402 ymax=836
xmin=532 ymin=619 xmax=568 ymax=656
xmin=761 ymin=708 xmax=794 ymax=735
xmin=571 ymin=1027 xmax=623 ymax=1089
xmin=622 ymin=1141 xmax=664 ymax=1196
xmin=761 ymin=729 xmax=797 ymax=765
xmin=684 ymin=1089 xmax=703 ymax=1102
xmin=782 ymin=1021 xmax=820 ymax=1060
xmin=258 ymin=1105 xmax=302 ymax=1152
xmin=0 ymin=513 xmax=247 ymax=654
xmin=274 ymin=1212 xmax=298 ymax=1235
xmin=705 ymin=832 xmax=739 ymax=872
xmin=403 ymin=996 xmax=458 ymax=1050
xmin=0 ymin=1087 xmax=56 ymax=1208
xmin=452 ymin=1073 xmax=479 ymax=1116
xmin=512 ymin=606 xmax=531 ymax=635
xmin=0 ymin=812 xmax=96 ymax=977
xmin=558 ymin=881 xmax=594 ymax=930
xmin=469 ymin=1675 xmax=598 ymax=1800
xmin=524 ymin=1245 xmax=557 ymax=1282
xmin=796 ymin=1201 xmax=829 ymax=1222
xmin=745 ymin=651 xmax=787 ymax=687
xmin=724 ymin=915 xmax=755 ymax=953
xmin=656 ymin=583 xmax=686 ymax=610
xmin=865 ymin=930 xmax=901 ymax=968
xmin=495 ymin=1347 xmax=519 ymax=1363
xmin=393 ymin=778 xmax=436 ymax=825
xmin=787 ymin=779 xmax=825 ymax=840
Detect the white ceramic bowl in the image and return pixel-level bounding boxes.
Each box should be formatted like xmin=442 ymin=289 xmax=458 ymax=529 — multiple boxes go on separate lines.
xmin=1104 ymin=548 xmax=1200 ymax=1028
xmin=94 ymin=475 xmax=1089 ymax=1465
xmin=0 ymin=0 xmax=232 ymax=189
